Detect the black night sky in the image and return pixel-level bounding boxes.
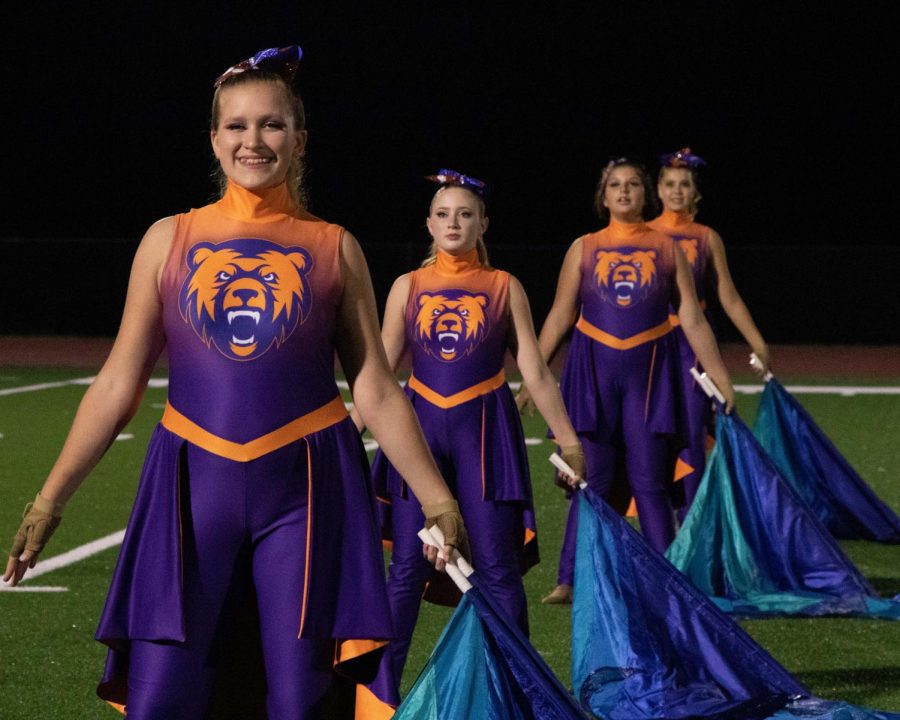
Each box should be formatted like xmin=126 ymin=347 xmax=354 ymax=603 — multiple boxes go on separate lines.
xmin=4 ymin=3 xmax=898 ymax=341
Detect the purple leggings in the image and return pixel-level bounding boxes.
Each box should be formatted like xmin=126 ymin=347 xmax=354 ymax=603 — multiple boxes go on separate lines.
xmin=556 ymin=431 xmax=675 ymax=586
xmin=385 ymin=474 xmax=527 ymax=684
xmin=674 ymin=327 xmax=713 ymax=513
xmin=124 ymin=442 xmax=348 ymax=720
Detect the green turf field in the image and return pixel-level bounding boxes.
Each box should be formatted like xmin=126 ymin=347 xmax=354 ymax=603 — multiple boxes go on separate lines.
xmin=1 ymin=366 xmax=899 ymax=717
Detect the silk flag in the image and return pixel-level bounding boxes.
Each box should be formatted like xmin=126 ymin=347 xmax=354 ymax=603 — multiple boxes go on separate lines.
xmin=753 ymin=377 xmax=900 ymax=543
xmin=667 ymin=409 xmax=900 ymax=619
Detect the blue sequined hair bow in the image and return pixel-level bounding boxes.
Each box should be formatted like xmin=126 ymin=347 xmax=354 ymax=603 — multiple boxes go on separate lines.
xmin=659 ymin=147 xmax=707 ymax=169
xmin=214 ymin=46 xmax=303 ymax=88
xmin=426 ymin=169 xmax=488 ymax=198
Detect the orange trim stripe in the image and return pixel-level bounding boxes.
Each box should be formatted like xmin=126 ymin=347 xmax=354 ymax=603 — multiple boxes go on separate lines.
xmin=337 ymin=638 xmax=389 ymax=665
xmin=407 ymin=369 xmax=506 ymax=409
xmin=576 ymin=316 xmax=672 ymax=350
xmin=481 ymin=400 xmax=487 ymax=499
xmin=298 ymin=440 xmax=313 ymax=637
xmin=161 ymin=396 xmax=348 ymax=462
xmin=644 ymin=341 xmax=658 ymax=421
xmin=355 ymin=683 xmax=396 ymax=719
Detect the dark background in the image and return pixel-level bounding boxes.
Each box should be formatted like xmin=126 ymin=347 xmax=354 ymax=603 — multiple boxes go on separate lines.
xmin=2 ymin=3 xmax=898 ymax=343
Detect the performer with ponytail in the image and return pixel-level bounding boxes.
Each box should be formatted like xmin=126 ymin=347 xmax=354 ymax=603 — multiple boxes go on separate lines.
xmin=525 ymin=158 xmax=734 ymax=604
xmin=368 ymin=169 xmax=584 ymax=686
xmin=649 ymin=147 xmax=770 ymax=510
xmin=5 ymin=47 xmax=466 ymax=719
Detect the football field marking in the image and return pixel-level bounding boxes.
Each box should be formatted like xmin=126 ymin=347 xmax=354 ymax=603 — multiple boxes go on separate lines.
xmin=1 ymin=375 xmax=896 ymax=590
xmin=3 ymin=377 xmax=900 ymax=397
xmin=734 ymin=384 xmax=900 ymax=396
xmin=0 ymin=376 xmax=96 ymax=396
xmin=0 ymin=530 xmax=126 ymax=593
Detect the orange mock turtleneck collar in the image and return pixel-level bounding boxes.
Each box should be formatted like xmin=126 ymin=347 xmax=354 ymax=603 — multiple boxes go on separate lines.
xmin=656 ymin=208 xmax=694 ymax=228
xmin=434 ymin=248 xmax=482 ymax=276
xmin=606 ymin=217 xmax=648 ymax=239
xmin=217 ymin=181 xmax=298 ymax=222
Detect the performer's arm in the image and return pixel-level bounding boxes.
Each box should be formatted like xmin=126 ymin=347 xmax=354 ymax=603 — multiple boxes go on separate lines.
xmin=380 ymin=274 xmax=411 ymax=373
xmin=673 ymin=243 xmax=736 ymax=412
xmin=516 ymin=239 xmax=581 ymax=412
xmin=335 ymin=232 xmax=463 ymax=563
xmin=534 ymin=239 xmax=582 ymax=365
xmin=4 ymin=218 xmax=171 ymax=586
xmin=348 ymin=273 xmax=410 ymax=432
xmin=707 ymin=229 xmax=770 ymax=375
xmin=508 ymin=276 xmax=585 ymax=485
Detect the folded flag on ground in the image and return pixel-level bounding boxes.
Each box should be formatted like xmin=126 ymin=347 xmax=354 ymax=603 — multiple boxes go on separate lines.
xmin=573 ymin=485 xmax=900 ymax=719
xmin=666 ymin=404 xmax=900 ymax=619
xmin=753 ymin=375 xmax=900 ymax=543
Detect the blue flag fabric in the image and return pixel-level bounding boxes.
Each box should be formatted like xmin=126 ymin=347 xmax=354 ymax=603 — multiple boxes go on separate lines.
xmin=573 ymin=489 xmax=805 ymax=719
xmin=394 ymin=573 xmax=586 ymax=720
xmin=574 ymin=489 xmax=900 ymax=720
xmin=666 ymin=409 xmax=900 ymax=619
xmin=753 ymin=378 xmax=900 ymax=543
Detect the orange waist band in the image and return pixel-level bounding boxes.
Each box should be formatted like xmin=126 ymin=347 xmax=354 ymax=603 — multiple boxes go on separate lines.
xmin=668 ymin=299 xmax=707 ymax=327
xmin=161 ymin=396 xmax=348 ymax=462
xmin=576 ymin=315 xmax=672 ymax=350
xmin=407 ymin=369 xmax=506 ymax=409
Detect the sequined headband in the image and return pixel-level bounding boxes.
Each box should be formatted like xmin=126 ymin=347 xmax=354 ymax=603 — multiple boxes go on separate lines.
xmin=426 ymin=169 xmax=487 ymax=198
xmin=214 ymin=45 xmax=303 ymax=88
xmin=659 ymin=147 xmax=706 ymax=169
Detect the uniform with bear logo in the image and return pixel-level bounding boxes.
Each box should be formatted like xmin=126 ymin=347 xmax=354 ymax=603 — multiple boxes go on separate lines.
xmin=95 ymin=181 xmax=395 ymax=715
xmin=649 ymin=208 xmax=716 ymax=510
xmin=372 ymin=247 xmax=537 ymax=686
xmin=552 ymin=218 xmax=684 ymax=588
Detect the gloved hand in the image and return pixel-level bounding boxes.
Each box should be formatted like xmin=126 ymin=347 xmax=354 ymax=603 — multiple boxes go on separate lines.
xmin=5 ymin=493 xmax=64 ymax=586
xmin=422 ymin=498 xmax=471 ymax=563
xmin=557 ymin=442 xmax=586 ymax=489
xmin=514 ymin=386 xmax=536 ymax=417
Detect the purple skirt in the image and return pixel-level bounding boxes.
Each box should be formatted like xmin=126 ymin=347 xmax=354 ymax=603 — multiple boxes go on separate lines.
xmin=559 ymin=327 xmax=685 ymax=442
xmin=95 ymin=418 xmax=394 ymax=710
xmin=372 ymin=383 xmax=538 ymax=585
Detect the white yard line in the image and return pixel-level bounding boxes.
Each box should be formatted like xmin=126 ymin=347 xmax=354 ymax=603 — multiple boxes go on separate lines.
xmin=0 ymin=376 xmax=169 ymax=397
xmin=4 ymin=376 xmax=899 ymax=398
xmin=0 ymin=585 xmax=69 ymax=593
xmin=0 ymin=529 xmax=126 ymax=593
xmin=0 ymin=376 xmax=96 ymax=396
xmin=735 ymin=384 xmax=900 ymax=396
xmin=22 ymin=530 xmax=126 ymax=580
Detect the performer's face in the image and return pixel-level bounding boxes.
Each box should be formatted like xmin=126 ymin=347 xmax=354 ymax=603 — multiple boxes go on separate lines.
xmin=211 ymin=81 xmax=307 ymax=192
xmin=426 ymin=187 xmax=489 ymax=255
xmin=603 ymin=166 xmax=645 ymax=222
xmin=657 ymin=168 xmax=696 ymax=213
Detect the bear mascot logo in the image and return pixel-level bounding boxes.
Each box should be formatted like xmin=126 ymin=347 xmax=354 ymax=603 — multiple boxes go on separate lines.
xmin=594 ymin=249 xmax=658 ymax=308
xmin=414 ymin=290 xmax=490 ymax=362
xmin=675 ymin=237 xmax=699 ymax=267
xmin=179 ymin=238 xmax=313 ymax=360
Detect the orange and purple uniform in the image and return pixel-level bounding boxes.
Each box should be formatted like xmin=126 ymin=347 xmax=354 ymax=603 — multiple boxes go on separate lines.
xmin=372 ymin=248 xmax=537 ymax=686
xmin=95 ymin=181 xmax=395 ymax=719
xmin=555 ymin=219 xmax=684 ymax=574
xmin=649 ymin=208 xmax=716 ymax=508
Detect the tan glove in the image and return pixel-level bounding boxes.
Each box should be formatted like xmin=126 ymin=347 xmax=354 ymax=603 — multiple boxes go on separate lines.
xmin=558 ymin=443 xmax=586 ymax=488
xmin=9 ymin=493 xmax=64 ymax=566
xmin=422 ymin=498 xmax=471 ymax=562
xmin=514 ymin=385 xmax=535 ymax=417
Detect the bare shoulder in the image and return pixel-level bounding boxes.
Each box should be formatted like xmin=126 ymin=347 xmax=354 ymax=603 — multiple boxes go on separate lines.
xmin=390 ymin=272 xmax=413 ymax=293
xmin=139 ymin=216 xmax=176 ymax=255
